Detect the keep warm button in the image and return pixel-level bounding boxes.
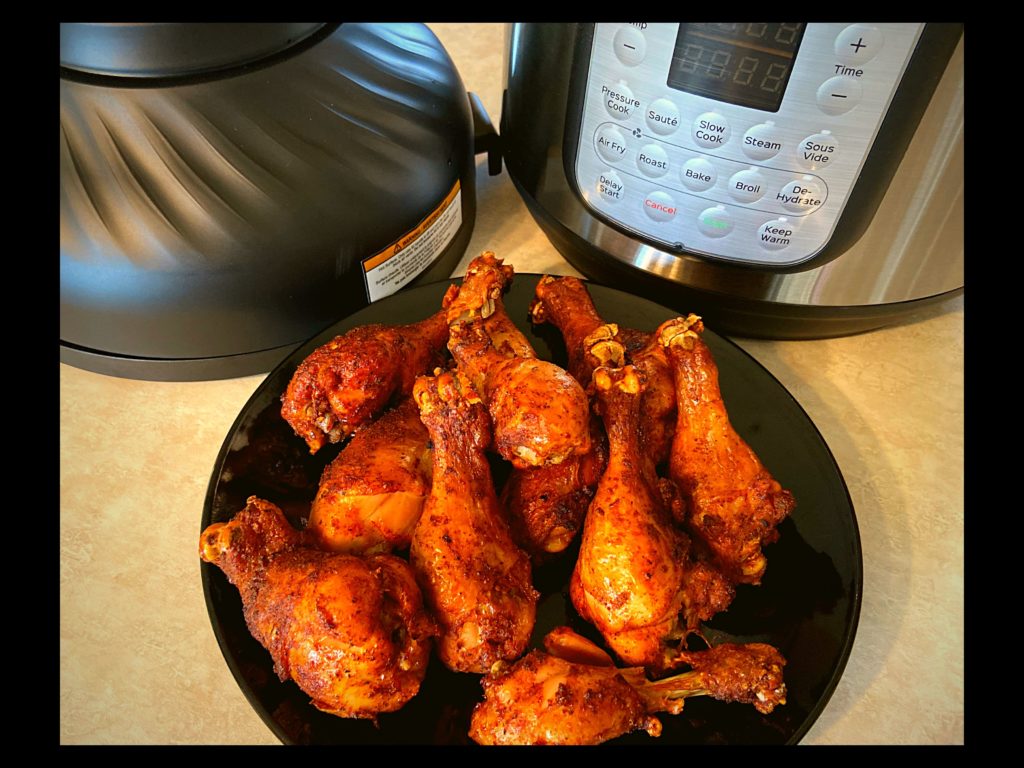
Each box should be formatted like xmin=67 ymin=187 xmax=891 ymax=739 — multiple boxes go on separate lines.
xmin=777 ymin=177 xmax=825 ymax=213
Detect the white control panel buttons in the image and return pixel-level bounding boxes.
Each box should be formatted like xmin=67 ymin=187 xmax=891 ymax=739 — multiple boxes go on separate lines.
xmin=643 ymin=190 xmax=676 ymax=222
xmin=613 ymin=26 xmax=646 ymax=66
xmin=758 ymin=218 xmax=795 ymax=251
xmin=798 ymin=131 xmax=838 ymax=170
xmin=741 ymin=122 xmax=783 ymax=161
xmin=728 ymin=168 xmax=766 ymax=203
xmin=693 ymin=111 xmax=730 ymax=148
xmin=835 ymin=25 xmax=883 ymax=65
xmin=817 ymin=76 xmax=863 ymax=115
xmin=778 ymin=177 xmax=825 ymax=212
xmin=681 ymin=157 xmax=716 ymax=191
xmin=595 ymin=124 xmax=629 ymax=164
xmin=697 ymin=206 xmax=732 ymax=238
xmin=596 ymin=170 xmax=624 ymax=204
xmin=636 ymin=143 xmax=670 ymax=178
xmin=645 ymin=97 xmax=680 ymax=136
xmin=602 ymin=81 xmax=640 ymax=120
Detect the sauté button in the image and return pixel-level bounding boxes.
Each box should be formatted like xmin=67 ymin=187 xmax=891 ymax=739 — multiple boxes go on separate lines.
xmin=697 ymin=206 xmax=733 ymax=238
xmin=645 ymin=98 xmax=680 ymax=136
xmin=643 ymin=191 xmax=677 ymax=222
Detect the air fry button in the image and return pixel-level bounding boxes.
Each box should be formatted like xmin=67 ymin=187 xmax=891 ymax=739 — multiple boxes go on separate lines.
xmin=643 ymin=191 xmax=676 ymax=222
xmin=595 ymin=124 xmax=629 ymax=165
xmin=697 ymin=206 xmax=732 ymax=238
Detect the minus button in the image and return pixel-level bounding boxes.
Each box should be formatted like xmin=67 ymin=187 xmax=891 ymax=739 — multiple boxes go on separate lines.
xmin=816 ymin=75 xmax=862 ymax=116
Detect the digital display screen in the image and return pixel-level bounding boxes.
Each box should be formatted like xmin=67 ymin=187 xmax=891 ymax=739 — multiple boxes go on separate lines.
xmin=667 ymin=23 xmax=806 ymax=112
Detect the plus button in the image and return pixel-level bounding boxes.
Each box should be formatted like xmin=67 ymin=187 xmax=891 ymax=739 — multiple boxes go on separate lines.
xmin=849 ymin=37 xmax=867 ymax=53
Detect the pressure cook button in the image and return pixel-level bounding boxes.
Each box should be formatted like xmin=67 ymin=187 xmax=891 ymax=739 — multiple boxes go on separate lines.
xmin=697 ymin=206 xmax=733 ymax=238
xmin=643 ymin=191 xmax=677 ymax=222
xmin=595 ymin=124 xmax=629 ymax=164
xmin=816 ymin=76 xmax=862 ymax=115
xmin=834 ymin=24 xmax=883 ymax=65
xmin=681 ymin=157 xmax=716 ymax=191
xmin=613 ymin=26 xmax=646 ymax=66
xmin=603 ymin=81 xmax=640 ymax=120
xmin=758 ymin=218 xmax=795 ymax=251
xmin=728 ymin=168 xmax=766 ymax=203
xmin=596 ymin=170 xmax=625 ymax=204
xmin=645 ymin=98 xmax=680 ymax=136
xmin=693 ymin=111 xmax=730 ymax=149
xmin=797 ymin=131 xmax=838 ymax=171
xmin=741 ymin=122 xmax=783 ymax=161
xmin=636 ymin=143 xmax=670 ymax=178
xmin=777 ymin=176 xmax=825 ymax=213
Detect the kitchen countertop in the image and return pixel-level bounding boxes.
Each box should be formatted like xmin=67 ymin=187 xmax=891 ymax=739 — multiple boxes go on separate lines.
xmin=59 ymin=23 xmax=964 ymax=745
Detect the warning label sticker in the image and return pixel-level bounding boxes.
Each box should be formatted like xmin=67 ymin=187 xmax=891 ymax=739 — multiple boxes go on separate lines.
xmin=362 ymin=180 xmax=463 ymax=303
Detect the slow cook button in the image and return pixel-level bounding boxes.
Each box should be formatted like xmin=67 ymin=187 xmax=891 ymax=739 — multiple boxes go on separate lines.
xmin=643 ymin=190 xmax=676 ymax=222
xmin=596 ymin=170 xmax=625 ymax=204
xmin=741 ymin=122 xmax=783 ymax=161
xmin=758 ymin=217 xmax=795 ymax=250
xmin=636 ymin=143 xmax=670 ymax=178
xmin=595 ymin=124 xmax=629 ymax=164
xmin=693 ymin=111 xmax=730 ymax=149
xmin=697 ymin=205 xmax=733 ymax=238
xmin=778 ymin=176 xmax=825 ymax=212
xmin=798 ymin=131 xmax=838 ymax=170
xmin=645 ymin=98 xmax=680 ymax=136
xmin=728 ymin=168 xmax=766 ymax=203
xmin=681 ymin=157 xmax=716 ymax=191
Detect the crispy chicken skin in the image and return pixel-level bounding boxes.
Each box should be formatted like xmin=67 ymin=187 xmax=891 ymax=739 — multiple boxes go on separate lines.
xmin=280 ymin=309 xmax=449 ymax=454
xmin=446 ymin=254 xmax=591 ymax=468
xmin=659 ymin=315 xmax=796 ymax=585
xmin=199 ymin=497 xmax=437 ymax=719
xmin=469 ymin=627 xmax=786 ymax=745
xmin=409 ymin=370 xmax=538 ymax=674
xmin=308 ymin=397 xmax=432 ymax=554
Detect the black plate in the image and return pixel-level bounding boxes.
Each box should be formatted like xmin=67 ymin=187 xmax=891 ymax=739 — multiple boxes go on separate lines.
xmin=201 ymin=275 xmax=862 ymax=745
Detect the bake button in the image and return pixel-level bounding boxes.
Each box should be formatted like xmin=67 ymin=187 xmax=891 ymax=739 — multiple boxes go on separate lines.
xmin=645 ymin=98 xmax=680 ymax=136
xmin=834 ymin=24 xmax=884 ymax=65
xmin=681 ymin=157 xmax=717 ymax=191
xmin=741 ymin=122 xmax=783 ymax=161
xmin=603 ymin=81 xmax=640 ymax=120
xmin=777 ymin=176 xmax=825 ymax=213
xmin=693 ymin=111 xmax=730 ymax=149
xmin=613 ymin=26 xmax=646 ymax=66
xmin=697 ymin=205 xmax=733 ymax=238
xmin=758 ymin=218 xmax=795 ymax=251
xmin=643 ymin=191 xmax=677 ymax=222
xmin=596 ymin=170 xmax=625 ymax=204
xmin=816 ymin=76 xmax=862 ymax=115
xmin=728 ymin=168 xmax=766 ymax=203
xmin=595 ymin=124 xmax=629 ymax=164
xmin=636 ymin=143 xmax=670 ymax=178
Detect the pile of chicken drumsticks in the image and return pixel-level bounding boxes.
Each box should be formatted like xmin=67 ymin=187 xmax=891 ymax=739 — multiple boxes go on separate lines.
xmin=199 ymin=252 xmax=795 ymax=745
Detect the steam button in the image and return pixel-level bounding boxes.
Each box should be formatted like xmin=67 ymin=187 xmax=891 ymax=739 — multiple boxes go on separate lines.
xmin=643 ymin=191 xmax=677 ymax=222
xmin=613 ymin=26 xmax=646 ymax=66
xmin=741 ymin=122 xmax=783 ymax=161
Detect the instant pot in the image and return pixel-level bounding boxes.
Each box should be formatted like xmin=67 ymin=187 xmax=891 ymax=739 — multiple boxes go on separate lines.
xmin=501 ymin=23 xmax=963 ymax=338
xmin=60 ymin=23 xmax=497 ymax=380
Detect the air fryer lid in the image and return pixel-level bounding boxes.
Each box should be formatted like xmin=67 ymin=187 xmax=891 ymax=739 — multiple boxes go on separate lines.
xmin=59 ymin=22 xmax=326 ymax=78
xmin=60 ymin=23 xmax=477 ymax=380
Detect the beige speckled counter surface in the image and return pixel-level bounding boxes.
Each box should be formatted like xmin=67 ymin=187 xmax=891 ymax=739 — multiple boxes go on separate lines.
xmin=59 ymin=24 xmax=964 ymax=745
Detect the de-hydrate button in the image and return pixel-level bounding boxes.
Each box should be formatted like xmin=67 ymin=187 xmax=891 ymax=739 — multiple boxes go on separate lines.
xmin=697 ymin=206 xmax=733 ymax=238
xmin=778 ymin=176 xmax=825 ymax=212
xmin=643 ymin=190 xmax=677 ymax=222
xmin=728 ymin=168 xmax=767 ymax=203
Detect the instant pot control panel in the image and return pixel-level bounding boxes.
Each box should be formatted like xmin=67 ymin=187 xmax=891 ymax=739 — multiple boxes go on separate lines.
xmin=572 ymin=23 xmax=924 ymax=268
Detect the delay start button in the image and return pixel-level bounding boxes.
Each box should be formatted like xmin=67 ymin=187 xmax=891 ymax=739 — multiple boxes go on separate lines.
xmin=643 ymin=190 xmax=676 ymax=222
xmin=596 ymin=170 xmax=624 ymax=204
